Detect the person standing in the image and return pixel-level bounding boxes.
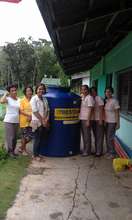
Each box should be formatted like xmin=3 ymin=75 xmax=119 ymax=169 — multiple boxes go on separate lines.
xmin=0 ymin=84 xmax=20 ymax=157
xmin=90 ymin=87 xmax=104 ymax=157
xmin=19 ymin=86 xmax=33 ymax=155
xmin=104 ymin=87 xmax=120 ymax=159
xmin=79 ymin=85 xmax=95 ymax=156
xmin=30 ymin=83 xmax=50 ymax=161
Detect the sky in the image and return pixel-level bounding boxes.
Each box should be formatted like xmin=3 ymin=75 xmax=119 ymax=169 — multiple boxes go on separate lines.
xmin=0 ymin=0 xmax=51 ymax=46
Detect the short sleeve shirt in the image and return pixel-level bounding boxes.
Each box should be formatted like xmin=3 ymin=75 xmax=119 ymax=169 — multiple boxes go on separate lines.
xmin=19 ymin=97 xmax=32 ymax=128
xmin=30 ymin=95 xmax=44 ymax=122
xmin=104 ymin=98 xmax=120 ymax=123
xmin=30 ymin=95 xmax=49 ymax=127
xmin=79 ymin=95 xmax=95 ymax=120
xmin=92 ymin=96 xmax=104 ymax=120
xmin=4 ymin=97 xmax=20 ymax=123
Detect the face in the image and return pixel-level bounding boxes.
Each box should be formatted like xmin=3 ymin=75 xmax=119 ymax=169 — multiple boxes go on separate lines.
xmin=91 ymin=89 xmax=97 ymax=97
xmin=25 ymin=88 xmax=33 ymax=99
xmin=105 ymin=89 xmax=112 ymax=99
xmin=37 ymin=85 xmax=46 ymax=97
xmin=9 ymin=87 xmax=17 ymax=98
xmin=81 ymin=86 xmax=89 ymax=96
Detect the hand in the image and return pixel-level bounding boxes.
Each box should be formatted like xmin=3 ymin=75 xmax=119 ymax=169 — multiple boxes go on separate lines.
xmin=99 ymin=120 xmax=103 ymax=125
xmin=4 ymin=91 xmax=9 ymax=97
xmin=116 ymin=123 xmax=120 ymax=130
xmin=86 ymin=120 xmax=90 ymax=127
xmin=103 ymin=121 xmax=106 ymax=127
xmin=27 ymin=115 xmax=32 ymax=122
xmin=42 ymin=118 xmax=50 ymax=128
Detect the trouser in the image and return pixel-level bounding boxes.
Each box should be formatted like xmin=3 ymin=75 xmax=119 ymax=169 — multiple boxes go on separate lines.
xmin=4 ymin=122 xmax=18 ymax=153
xmin=91 ymin=120 xmax=104 ymax=155
xmin=81 ymin=120 xmax=91 ymax=154
xmin=33 ymin=126 xmax=45 ymax=156
xmin=105 ymin=123 xmax=116 ymax=155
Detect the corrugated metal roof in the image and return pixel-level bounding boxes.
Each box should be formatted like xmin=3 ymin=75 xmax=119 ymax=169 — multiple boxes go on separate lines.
xmin=36 ymin=0 xmax=132 ymax=74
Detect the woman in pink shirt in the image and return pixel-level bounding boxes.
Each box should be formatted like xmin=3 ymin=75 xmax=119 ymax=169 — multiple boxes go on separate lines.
xmin=79 ymin=85 xmax=95 ymax=156
xmin=90 ymin=87 xmax=104 ymax=157
xmin=104 ymin=87 xmax=120 ymax=159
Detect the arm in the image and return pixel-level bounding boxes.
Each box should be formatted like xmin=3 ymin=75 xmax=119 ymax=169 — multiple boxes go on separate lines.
xmin=44 ymin=98 xmax=50 ymax=120
xmin=0 ymin=92 xmax=9 ymax=104
xmin=30 ymin=97 xmax=43 ymax=124
xmin=19 ymin=109 xmax=32 ymax=121
xmin=43 ymin=98 xmax=50 ymax=124
xmin=99 ymin=105 xmax=104 ymax=125
xmin=20 ymin=110 xmax=31 ymax=117
xmin=33 ymin=111 xmax=43 ymax=125
xmin=115 ymin=109 xmax=120 ymax=130
xmin=86 ymin=107 xmax=93 ymax=127
xmin=20 ymin=100 xmax=32 ymax=121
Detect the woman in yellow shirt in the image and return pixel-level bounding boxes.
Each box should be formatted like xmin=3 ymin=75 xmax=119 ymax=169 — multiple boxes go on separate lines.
xmin=19 ymin=86 xmax=33 ymax=155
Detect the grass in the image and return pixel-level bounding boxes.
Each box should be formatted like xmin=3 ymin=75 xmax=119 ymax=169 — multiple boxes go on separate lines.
xmin=0 ymin=90 xmax=30 ymax=219
xmin=0 ymin=156 xmax=30 ymax=220
xmin=0 ymin=120 xmax=31 ymax=219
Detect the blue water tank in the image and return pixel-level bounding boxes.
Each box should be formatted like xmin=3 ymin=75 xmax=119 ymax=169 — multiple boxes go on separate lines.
xmin=40 ymin=86 xmax=81 ymax=157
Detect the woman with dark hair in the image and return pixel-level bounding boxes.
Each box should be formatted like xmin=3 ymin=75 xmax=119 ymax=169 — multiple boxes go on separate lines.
xmin=79 ymin=85 xmax=95 ymax=156
xmin=90 ymin=86 xmax=104 ymax=157
xmin=30 ymin=83 xmax=50 ymax=161
xmin=19 ymin=86 xmax=33 ymax=155
xmin=0 ymin=84 xmax=20 ymax=156
xmin=104 ymin=87 xmax=120 ymax=159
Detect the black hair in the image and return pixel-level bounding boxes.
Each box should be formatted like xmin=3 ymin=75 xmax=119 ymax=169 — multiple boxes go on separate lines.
xmin=23 ymin=86 xmax=33 ymax=95
xmin=35 ymin=83 xmax=46 ymax=94
xmin=6 ymin=84 xmax=18 ymax=92
xmin=104 ymin=86 xmax=114 ymax=105
xmin=81 ymin=84 xmax=89 ymax=92
xmin=105 ymin=86 xmax=114 ymax=94
xmin=90 ymin=86 xmax=97 ymax=94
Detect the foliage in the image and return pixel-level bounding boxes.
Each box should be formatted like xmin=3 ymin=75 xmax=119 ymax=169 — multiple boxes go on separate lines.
xmin=0 ymin=121 xmax=4 ymax=146
xmin=0 ymin=38 xmax=70 ymax=88
xmin=0 ymin=147 xmax=8 ymax=160
xmin=0 ymin=104 xmax=5 ymax=121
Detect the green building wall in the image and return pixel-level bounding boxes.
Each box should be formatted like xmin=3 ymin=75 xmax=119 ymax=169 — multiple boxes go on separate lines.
xmin=91 ymin=31 xmax=132 ymax=95
xmin=90 ymin=31 xmax=132 ymax=153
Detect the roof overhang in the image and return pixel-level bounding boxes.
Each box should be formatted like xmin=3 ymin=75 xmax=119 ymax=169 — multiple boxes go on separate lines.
xmin=71 ymin=72 xmax=90 ymax=80
xmin=36 ymin=0 xmax=132 ymax=75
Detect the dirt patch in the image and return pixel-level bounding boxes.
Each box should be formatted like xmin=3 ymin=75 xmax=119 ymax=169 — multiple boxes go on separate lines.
xmin=108 ymin=201 xmax=120 ymax=208
xmin=49 ymin=212 xmax=64 ymax=219
xmin=27 ymin=167 xmax=45 ymax=175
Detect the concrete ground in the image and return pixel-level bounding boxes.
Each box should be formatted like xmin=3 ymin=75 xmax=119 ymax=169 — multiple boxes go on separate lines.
xmin=5 ymin=154 xmax=132 ymax=220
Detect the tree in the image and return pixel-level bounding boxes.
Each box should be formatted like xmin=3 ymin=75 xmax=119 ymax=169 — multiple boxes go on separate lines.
xmin=0 ymin=38 xmax=70 ymax=88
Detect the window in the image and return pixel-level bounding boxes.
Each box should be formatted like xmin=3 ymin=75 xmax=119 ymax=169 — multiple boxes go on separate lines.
xmin=118 ymin=71 xmax=132 ymax=115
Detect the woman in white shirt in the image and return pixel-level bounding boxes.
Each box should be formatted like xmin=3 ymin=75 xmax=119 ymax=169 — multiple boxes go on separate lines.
xmin=90 ymin=87 xmax=104 ymax=157
xmin=30 ymin=83 xmax=50 ymax=161
xmin=0 ymin=84 xmax=20 ymax=156
xmin=104 ymin=87 xmax=120 ymax=159
xmin=79 ymin=85 xmax=95 ymax=156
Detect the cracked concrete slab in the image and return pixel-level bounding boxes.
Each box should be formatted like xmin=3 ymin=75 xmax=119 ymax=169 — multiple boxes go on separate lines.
xmin=6 ymin=156 xmax=132 ymax=220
